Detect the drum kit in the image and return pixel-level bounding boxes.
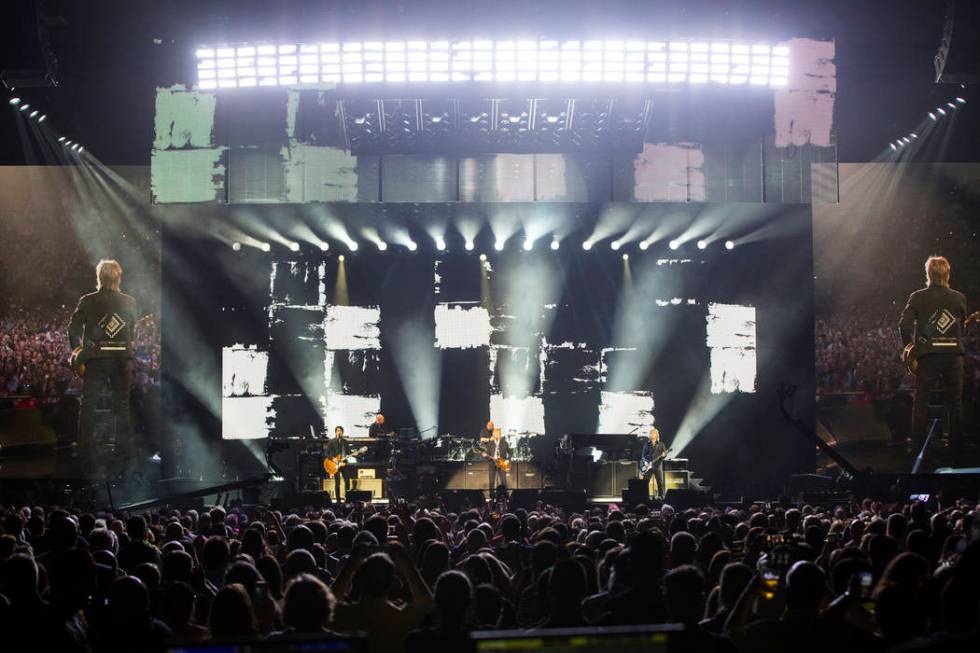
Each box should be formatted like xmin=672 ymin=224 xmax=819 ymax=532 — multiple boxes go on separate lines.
xmin=428 ymin=432 xmax=534 ymax=461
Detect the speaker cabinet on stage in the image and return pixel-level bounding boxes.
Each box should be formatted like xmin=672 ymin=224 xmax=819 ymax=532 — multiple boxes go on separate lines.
xmin=513 ymin=462 xmax=542 ymax=489
xmin=350 ymin=478 xmax=384 ymax=500
xmin=590 ymin=461 xmax=639 ymax=498
xmin=440 ymin=489 xmax=486 ymax=512
xmin=540 ymin=488 xmax=587 ymax=513
xmin=665 ymin=470 xmax=689 ymax=491
xmin=298 ymin=451 xmax=324 ymax=493
xmin=664 ymin=488 xmax=708 ymax=510
xmin=509 ymin=489 xmax=540 ymax=509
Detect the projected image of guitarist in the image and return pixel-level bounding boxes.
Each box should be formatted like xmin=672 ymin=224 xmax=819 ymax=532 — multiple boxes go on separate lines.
xmin=899 ymin=256 xmax=972 ymax=450
xmin=68 ymin=259 xmax=138 ymax=462
xmin=478 ymin=426 xmax=511 ymax=494
xmin=641 ymin=426 xmax=671 ymax=500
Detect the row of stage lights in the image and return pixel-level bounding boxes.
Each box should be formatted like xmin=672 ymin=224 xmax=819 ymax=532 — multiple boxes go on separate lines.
xmin=8 ymin=96 xmax=85 ymax=153
xmin=890 ymin=96 xmax=966 ymax=151
xmin=232 ymin=236 xmax=737 ymax=253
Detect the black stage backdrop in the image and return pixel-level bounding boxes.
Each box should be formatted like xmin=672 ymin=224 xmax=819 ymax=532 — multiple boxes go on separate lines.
xmin=162 ymin=204 xmax=815 ymax=493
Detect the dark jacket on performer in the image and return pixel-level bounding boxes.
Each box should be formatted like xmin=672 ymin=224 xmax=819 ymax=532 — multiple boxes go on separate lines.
xmin=485 ymin=438 xmax=511 ymax=461
xmin=325 ymin=437 xmax=350 ymax=459
xmin=68 ymin=288 xmax=138 ymax=357
xmin=641 ymin=439 xmax=668 ymax=467
xmin=899 ymin=285 xmax=968 ymax=356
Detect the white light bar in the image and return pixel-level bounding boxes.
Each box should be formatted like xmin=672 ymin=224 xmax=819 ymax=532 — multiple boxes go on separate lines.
xmin=195 ymin=38 xmax=790 ymax=89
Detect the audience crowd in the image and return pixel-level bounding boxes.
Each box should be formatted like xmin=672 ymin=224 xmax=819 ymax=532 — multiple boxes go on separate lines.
xmin=0 ymin=304 xmax=160 ymax=398
xmin=0 ymin=495 xmax=978 ymax=652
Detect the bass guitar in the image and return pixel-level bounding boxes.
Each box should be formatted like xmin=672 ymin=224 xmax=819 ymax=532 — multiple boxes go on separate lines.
xmin=473 ymin=445 xmax=511 ymax=473
xmin=902 ymin=311 xmax=978 ymax=375
xmin=323 ymin=446 xmax=368 ymax=478
xmin=640 ymin=447 xmax=672 ymax=475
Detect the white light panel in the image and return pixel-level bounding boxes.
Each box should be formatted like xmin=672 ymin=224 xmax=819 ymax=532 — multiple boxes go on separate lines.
xmin=195 ymin=38 xmax=790 ymax=88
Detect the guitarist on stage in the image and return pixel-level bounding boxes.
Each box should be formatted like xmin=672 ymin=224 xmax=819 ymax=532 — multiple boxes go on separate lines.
xmin=325 ymin=425 xmax=352 ymax=500
xmin=68 ymin=259 xmax=138 ymax=461
xmin=479 ymin=426 xmax=511 ymax=494
xmin=900 ymin=256 xmax=968 ymax=449
xmin=641 ymin=426 xmax=669 ymax=500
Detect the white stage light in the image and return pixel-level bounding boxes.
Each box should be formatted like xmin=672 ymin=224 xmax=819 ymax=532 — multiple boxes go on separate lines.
xmin=890 ymin=143 xmax=897 ymax=151
xmin=929 ymin=112 xmax=937 ymax=120
xmin=338 ymin=255 xmax=345 ymax=262
xmin=435 ymin=238 xmax=447 ymax=251
xmin=289 ymin=242 xmax=300 ymax=251
xmin=937 ymin=107 xmax=946 ymax=115
xmin=465 ymin=240 xmax=475 ymax=251
xmin=910 ymin=133 xmax=918 ymax=139
xmin=582 ymin=240 xmax=593 ymax=251
xmin=697 ymin=240 xmax=707 ymax=250
xmin=955 ymin=97 xmax=966 ymax=104
xmin=668 ymin=240 xmax=680 ymax=250
xmin=724 ymin=240 xmax=735 ymax=250
xmin=261 ymin=243 xmax=272 ymax=252
xmin=639 ymin=241 xmax=650 ymax=250
xmin=947 ymin=102 xmax=957 ymax=109
xmin=64 ymin=140 xmax=72 ymax=146
xmin=610 ymin=241 xmax=621 ymax=251
xmin=494 ymin=240 xmax=505 ymax=251
xmin=57 ymin=136 xmax=65 ymax=142
xmin=232 ymin=242 xmax=242 ymax=251
xmin=377 ymin=241 xmax=388 ymax=251
xmin=523 ymin=239 xmax=533 ymax=251
xmin=77 ymin=146 xmax=84 ymax=153
xmin=622 ymin=253 xmax=629 ymax=261
xmin=348 ymin=241 xmax=359 ymax=251
xmin=407 ymin=241 xmax=418 ymax=251
xmin=551 ymin=238 xmax=560 ymax=251
xmin=479 ymin=253 xmax=487 ymax=262
xmin=38 ymin=114 xmax=46 ymax=123
xmin=319 ymin=242 xmax=329 ymax=251
xmin=8 ymin=97 xmax=21 ymax=106
xmin=18 ymin=103 xmax=29 ymax=112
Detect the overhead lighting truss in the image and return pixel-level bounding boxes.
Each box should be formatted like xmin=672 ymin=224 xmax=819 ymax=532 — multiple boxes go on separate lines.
xmin=195 ymin=39 xmax=790 ymax=90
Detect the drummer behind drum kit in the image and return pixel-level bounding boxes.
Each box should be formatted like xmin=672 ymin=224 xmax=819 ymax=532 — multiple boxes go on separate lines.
xmin=429 ymin=432 xmax=533 ymax=461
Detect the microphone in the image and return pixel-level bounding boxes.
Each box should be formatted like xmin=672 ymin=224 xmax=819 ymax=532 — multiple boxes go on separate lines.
xmin=627 ymin=425 xmax=640 ymax=435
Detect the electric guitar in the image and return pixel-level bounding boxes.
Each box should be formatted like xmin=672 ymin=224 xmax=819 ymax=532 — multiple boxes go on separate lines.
xmin=473 ymin=444 xmax=511 ymax=473
xmin=640 ymin=447 xmax=672 ymax=475
xmin=902 ymin=311 xmax=978 ymax=375
xmin=70 ymin=315 xmax=153 ymax=377
xmin=323 ymin=446 xmax=368 ymax=478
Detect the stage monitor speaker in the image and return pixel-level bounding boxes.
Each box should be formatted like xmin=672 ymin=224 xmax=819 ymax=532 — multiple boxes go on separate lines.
xmin=665 ymin=470 xmax=689 ymax=491
xmin=509 ymin=489 xmax=540 ymax=509
xmin=346 ymin=490 xmax=373 ymax=503
xmin=623 ymin=478 xmax=650 ymax=506
xmin=540 ymin=488 xmax=587 ymax=513
xmin=350 ymin=478 xmax=383 ymax=499
xmin=284 ymin=492 xmax=332 ymax=509
xmin=664 ymin=488 xmax=709 ymax=510
xmin=440 ymin=489 xmax=486 ymax=513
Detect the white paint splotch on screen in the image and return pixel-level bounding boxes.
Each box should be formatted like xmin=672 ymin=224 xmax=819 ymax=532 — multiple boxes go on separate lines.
xmin=323 ymin=305 xmax=381 ymax=350
xmin=598 ymin=390 xmax=655 ymax=434
xmin=317 ymin=262 xmax=327 ymax=307
xmin=632 ymin=143 xmax=705 ymax=202
xmin=773 ymin=38 xmax=836 ymax=147
xmin=490 ymin=394 xmax=546 ymax=436
xmin=706 ymin=303 xmax=757 ymax=394
xmin=222 ymin=396 xmax=274 ymax=440
xmin=153 ymin=85 xmax=216 ymax=149
xmin=434 ymin=303 xmax=492 ymax=349
xmin=322 ymin=393 xmax=381 ymax=438
xmin=434 ymin=260 xmax=442 ymax=295
xmin=150 ymin=148 xmax=226 ymax=203
xmin=222 ymin=345 xmax=269 ymax=396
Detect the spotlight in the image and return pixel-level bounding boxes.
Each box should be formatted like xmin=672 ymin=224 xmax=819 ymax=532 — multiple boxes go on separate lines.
xmin=890 ymin=143 xmax=897 ymax=151
xmin=407 ymin=241 xmax=418 ymax=251
xmin=289 ymin=242 xmax=300 ymax=251
xmin=479 ymin=253 xmax=487 ymax=262
xmin=37 ymin=114 xmax=46 ymax=123
xmin=582 ymin=240 xmax=593 ymax=251
xmin=435 ymin=238 xmax=446 ymax=251
xmin=901 ymin=137 xmax=910 ymax=144
xmin=8 ymin=97 xmax=20 ymax=106
xmin=377 ymin=241 xmax=388 ymax=251
xmin=260 ymin=242 xmax=271 ymax=252
xmin=71 ymin=144 xmax=79 ymax=151
xmin=910 ymin=133 xmax=918 ymax=139
xmin=57 ymin=136 xmax=65 ymax=142
xmin=724 ymin=240 xmax=735 ymax=250
xmin=523 ymin=238 xmax=533 ymax=251
xmin=348 ymin=241 xmax=359 ymax=251
xmin=28 ymin=110 xmax=38 ymax=119
xmin=494 ymin=240 xmax=505 ymax=251
xmin=64 ymin=140 xmax=72 ymax=146
xmin=696 ymin=240 xmax=707 ymax=250
xmin=639 ymin=241 xmax=650 ymax=251
xmin=18 ymin=103 xmax=29 ymax=112
xmin=947 ymin=102 xmax=956 ymax=109
xmin=550 ymin=238 xmax=560 ymax=251
xmin=232 ymin=242 xmax=242 ymax=251
xmin=77 ymin=146 xmax=84 ymax=153
xmin=610 ymin=241 xmax=621 ymax=251
xmin=464 ymin=240 xmax=475 ymax=251
xmin=937 ymin=107 xmax=946 ymax=115
xmin=955 ymin=97 xmax=966 ymax=104
xmin=622 ymin=253 xmax=629 ymax=261
xmin=929 ymin=112 xmax=937 ymax=121
xmin=338 ymin=254 xmax=345 ymax=262
xmin=319 ymin=242 xmax=329 ymax=251
xmin=668 ymin=239 xmax=680 ymax=250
